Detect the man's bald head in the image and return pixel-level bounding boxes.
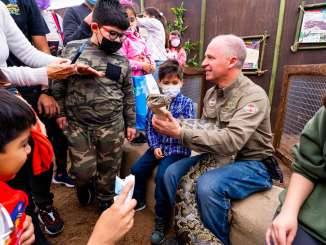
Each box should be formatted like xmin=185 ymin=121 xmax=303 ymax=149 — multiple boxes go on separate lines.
xmin=210 ymin=35 xmax=247 ymax=69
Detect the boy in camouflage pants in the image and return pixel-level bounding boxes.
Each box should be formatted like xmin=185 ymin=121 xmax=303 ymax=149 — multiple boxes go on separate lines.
xmin=54 ymin=0 xmax=136 ymax=213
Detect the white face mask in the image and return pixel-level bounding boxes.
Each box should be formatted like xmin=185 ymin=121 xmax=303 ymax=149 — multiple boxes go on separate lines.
xmin=162 ymin=85 xmax=180 ymax=98
xmin=171 ymin=39 xmax=180 ymax=47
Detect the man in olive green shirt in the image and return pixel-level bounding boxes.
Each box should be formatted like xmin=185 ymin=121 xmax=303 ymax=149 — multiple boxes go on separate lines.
xmin=154 ymin=35 xmax=274 ymax=245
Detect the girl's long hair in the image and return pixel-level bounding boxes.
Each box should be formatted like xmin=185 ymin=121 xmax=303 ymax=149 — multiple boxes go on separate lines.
xmin=144 ymin=7 xmax=170 ymax=49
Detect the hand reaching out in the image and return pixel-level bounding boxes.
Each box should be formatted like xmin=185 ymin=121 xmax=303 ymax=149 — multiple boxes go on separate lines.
xmin=87 ymin=181 xmax=137 ymax=245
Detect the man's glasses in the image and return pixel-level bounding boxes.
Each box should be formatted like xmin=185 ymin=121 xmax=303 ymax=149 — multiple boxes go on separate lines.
xmin=97 ymin=24 xmax=128 ymax=42
xmin=171 ymin=36 xmax=181 ymax=40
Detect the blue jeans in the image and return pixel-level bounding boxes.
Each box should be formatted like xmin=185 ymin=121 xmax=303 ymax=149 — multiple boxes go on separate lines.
xmin=131 ymin=149 xmax=189 ymax=218
xmin=164 ymin=155 xmax=273 ymax=245
xmin=153 ymin=60 xmax=165 ymax=82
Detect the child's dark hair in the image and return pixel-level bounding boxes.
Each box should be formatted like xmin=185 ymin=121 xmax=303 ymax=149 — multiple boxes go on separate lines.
xmin=144 ymin=7 xmax=170 ymax=49
xmin=0 ymin=89 xmax=36 ymax=152
xmin=170 ymin=30 xmax=183 ymax=52
xmin=158 ymin=59 xmax=183 ymax=81
xmin=93 ymin=0 xmax=130 ymax=31
xmin=122 ymin=4 xmax=136 ymax=17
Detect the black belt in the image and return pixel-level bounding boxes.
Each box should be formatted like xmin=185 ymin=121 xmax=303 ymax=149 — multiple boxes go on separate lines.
xmin=262 ymin=156 xmax=284 ymax=183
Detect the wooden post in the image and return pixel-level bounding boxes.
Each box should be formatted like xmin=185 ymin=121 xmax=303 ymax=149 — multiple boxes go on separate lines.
xmin=140 ymin=0 xmax=144 ymax=13
xmin=268 ymin=0 xmax=286 ymax=107
xmin=258 ymin=31 xmax=268 ymax=77
xmin=292 ymin=1 xmax=305 ymax=53
xmin=199 ymin=0 xmax=206 ymax=67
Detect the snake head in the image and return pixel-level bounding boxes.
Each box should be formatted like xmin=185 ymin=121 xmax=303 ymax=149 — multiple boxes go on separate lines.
xmin=146 ymin=94 xmax=172 ymax=108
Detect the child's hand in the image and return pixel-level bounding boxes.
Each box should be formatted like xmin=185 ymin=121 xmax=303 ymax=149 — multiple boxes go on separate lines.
xmin=56 ymin=117 xmax=67 ymax=130
xmin=154 ymin=148 xmax=164 ymax=160
xmin=126 ymin=128 xmax=136 ymax=142
xmin=149 ymin=65 xmax=156 ymax=74
xmin=20 ymin=215 xmax=35 ymax=245
xmin=142 ymin=62 xmax=151 ymax=73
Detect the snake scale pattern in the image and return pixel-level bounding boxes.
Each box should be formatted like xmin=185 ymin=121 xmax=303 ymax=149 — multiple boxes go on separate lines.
xmin=147 ymin=94 xmax=235 ymax=245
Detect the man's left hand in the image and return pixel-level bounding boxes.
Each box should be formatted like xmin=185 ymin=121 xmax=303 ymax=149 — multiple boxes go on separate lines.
xmin=37 ymin=94 xmax=60 ymax=119
xmin=152 ymin=112 xmax=181 ymax=139
xmin=126 ymin=128 xmax=136 ymax=142
xmin=77 ymin=64 xmax=105 ymax=77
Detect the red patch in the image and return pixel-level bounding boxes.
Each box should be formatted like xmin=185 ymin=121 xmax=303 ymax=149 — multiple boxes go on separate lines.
xmin=244 ymin=103 xmax=258 ymax=113
xmin=209 ymin=98 xmax=216 ymax=106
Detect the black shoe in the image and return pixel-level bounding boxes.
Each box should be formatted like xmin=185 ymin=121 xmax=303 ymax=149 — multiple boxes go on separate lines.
xmin=76 ymin=184 xmax=95 ymax=206
xmin=163 ymin=237 xmax=178 ymax=245
xmin=38 ymin=204 xmax=64 ymax=235
xmin=134 ymin=200 xmax=146 ymax=212
xmin=151 ymin=216 xmax=169 ymax=244
xmin=131 ymin=133 xmax=148 ymax=146
xmin=99 ymin=201 xmax=113 ymax=214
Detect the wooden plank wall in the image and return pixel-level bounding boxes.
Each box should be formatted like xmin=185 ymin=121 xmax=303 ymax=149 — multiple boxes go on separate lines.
xmin=55 ymin=0 xmax=326 ymax=131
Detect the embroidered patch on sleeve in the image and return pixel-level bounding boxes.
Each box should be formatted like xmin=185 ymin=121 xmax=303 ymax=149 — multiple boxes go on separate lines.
xmin=244 ymin=103 xmax=258 ymax=113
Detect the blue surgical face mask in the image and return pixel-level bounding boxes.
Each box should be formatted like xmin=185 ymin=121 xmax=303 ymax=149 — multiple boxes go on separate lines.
xmin=86 ymin=0 xmax=98 ymax=6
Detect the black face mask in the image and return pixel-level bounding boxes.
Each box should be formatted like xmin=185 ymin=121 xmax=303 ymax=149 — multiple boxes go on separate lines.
xmin=97 ymin=29 xmax=123 ymax=54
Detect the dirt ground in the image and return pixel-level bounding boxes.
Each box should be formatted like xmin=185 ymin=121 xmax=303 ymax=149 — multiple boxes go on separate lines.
xmin=44 ymin=157 xmax=292 ymax=245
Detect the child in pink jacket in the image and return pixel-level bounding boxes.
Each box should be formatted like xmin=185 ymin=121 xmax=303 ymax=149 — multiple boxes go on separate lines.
xmin=167 ymin=30 xmax=187 ymax=66
xmin=120 ymin=3 xmax=156 ymax=76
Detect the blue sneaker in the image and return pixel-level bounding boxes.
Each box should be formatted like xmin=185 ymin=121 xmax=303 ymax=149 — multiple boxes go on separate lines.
xmin=52 ymin=172 xmax=74 ymax=187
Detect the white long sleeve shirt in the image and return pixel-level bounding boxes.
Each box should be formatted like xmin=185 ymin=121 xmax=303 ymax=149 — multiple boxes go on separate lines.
xmin=137 ymin=18 xmax=167 ymax=61
xmin=0 ymin=1 xmax=58 ymax=87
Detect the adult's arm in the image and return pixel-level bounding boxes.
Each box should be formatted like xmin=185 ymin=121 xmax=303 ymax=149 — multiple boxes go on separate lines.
xmin=0 ymin=2 xmax=58 ymax=87
xmin=181 ymin=91 xmax=270 ymax=155
xmin=62 ymin=8 xmax=92 ymax=46
xmin=121 ymin=63 xmax=136 ymax=129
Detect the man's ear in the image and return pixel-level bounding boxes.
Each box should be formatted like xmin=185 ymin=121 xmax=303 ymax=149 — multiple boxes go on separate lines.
xmin=228 ymin=57 xmax=238 ymax=69
xmin=91 ymin=23 xmax=99 ymax=34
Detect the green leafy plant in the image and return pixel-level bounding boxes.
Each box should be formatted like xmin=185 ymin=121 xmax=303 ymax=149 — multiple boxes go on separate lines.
xmin=167 ymin=20 xmax=174 ymax=33
xmin=171 ymin=2 xmax=188 ymax=36
xmin=186 ymin=55 xmax=199 ymax=67
xmin=166 ymin=2 xmax=199 ymax=67
xmin=183 ymin=40 xmax=200 ymax=56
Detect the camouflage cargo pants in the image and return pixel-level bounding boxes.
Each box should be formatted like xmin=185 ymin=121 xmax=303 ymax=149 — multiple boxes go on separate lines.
xmin=63 ymin=121 xmax=124 ymax=202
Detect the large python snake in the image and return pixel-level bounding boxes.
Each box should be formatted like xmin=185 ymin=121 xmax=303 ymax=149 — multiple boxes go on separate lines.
xmin=147 ymin=94 xmax=235 ymax=245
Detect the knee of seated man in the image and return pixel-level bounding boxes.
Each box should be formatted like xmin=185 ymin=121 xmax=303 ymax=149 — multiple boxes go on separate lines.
xmin=196 ymin=174 xmax=225 ymax=199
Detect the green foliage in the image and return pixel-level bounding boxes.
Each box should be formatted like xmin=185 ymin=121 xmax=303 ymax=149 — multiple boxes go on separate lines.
xmin=167 ymin=20 xmax=174 ymax=33
xmin=166 ymin=2 xmax=200 ymax=67
xmin=171 ymin=2 xmax=188 ymax=36
xmin=183 ymin=40 xmax=200 ymax=56
xmin=185 ymin=55 xmax=199 ymax=67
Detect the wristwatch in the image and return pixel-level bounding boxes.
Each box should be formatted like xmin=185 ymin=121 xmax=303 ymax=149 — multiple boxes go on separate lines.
xmin=40 ymin=88 xmax=54 ymax=96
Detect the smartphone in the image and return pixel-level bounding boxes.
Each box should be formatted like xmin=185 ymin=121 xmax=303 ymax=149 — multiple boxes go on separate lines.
xmin=69 ymin=41 xmax=87 ymax=64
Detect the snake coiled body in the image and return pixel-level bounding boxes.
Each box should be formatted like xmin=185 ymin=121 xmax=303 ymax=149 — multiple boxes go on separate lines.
xmin=147 ymin=94 xmax=235 ymax=245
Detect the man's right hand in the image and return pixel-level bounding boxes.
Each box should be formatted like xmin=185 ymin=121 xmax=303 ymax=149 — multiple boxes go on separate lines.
xmin=154 ymin=148 xmax=164 ymax=160
xmin=46 ymin=59 xmax=78 ymax=80
xmin=56 ymin=117 xmax=67 ymax=130
xmin=87 ymin=181 xmax=136 ymax=245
